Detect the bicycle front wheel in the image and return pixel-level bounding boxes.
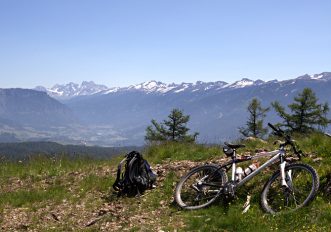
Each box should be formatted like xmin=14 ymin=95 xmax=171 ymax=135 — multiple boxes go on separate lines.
xmin=261 ymin=163 xmax=319 ymax=214
xmin=175 ymin=165 xmax=228 ymax=210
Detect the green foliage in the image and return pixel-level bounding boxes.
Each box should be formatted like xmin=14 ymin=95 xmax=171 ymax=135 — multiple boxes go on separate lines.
xmin=239 ymin=98 xmax=269 ymax=138
xmin=272 ymin=88 xmax=330 ymax=133
xmin=145 ymin=119 xmax=167 ymax=142
xmin=145 ymin=108 xmax=199 ymax=143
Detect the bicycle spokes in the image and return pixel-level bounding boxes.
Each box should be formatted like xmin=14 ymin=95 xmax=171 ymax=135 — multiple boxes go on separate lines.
xmin=263 ymin=164 xmax=317 ymax=213
xmin=177 ymin=166 xmax=225 ymax=208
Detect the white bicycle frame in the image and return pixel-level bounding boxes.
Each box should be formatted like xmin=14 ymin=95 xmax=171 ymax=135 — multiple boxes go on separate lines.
xmin=230 ymin=146 xmax=289 ymax=189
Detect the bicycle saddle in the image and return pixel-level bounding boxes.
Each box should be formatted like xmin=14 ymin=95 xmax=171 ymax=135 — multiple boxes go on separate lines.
xmin=224 ymin=142 xmax=245 ymax=149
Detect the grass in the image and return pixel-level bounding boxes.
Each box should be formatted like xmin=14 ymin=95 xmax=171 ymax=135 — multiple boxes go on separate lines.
xmin=0 ymin=156 xmax=115 ymax=210
xmin=0 ymin=132 xmax=331 ymax=230
xmin=184 ymin=200 xmax=331 ymax=232
xmin=144 ymin=142 xmax=223 ymax=163
xmin=79 ymin=174 xmax=115 ymax=195
xmin=0 ymin=186 xmax=68 ymax=208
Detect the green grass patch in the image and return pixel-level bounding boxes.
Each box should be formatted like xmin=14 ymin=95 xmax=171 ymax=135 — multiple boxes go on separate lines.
xmin=296 ymin=132 xmax=331 ymax=158
xmin=0 ymin=185 xmax=68 ymax=208
xmin=183 ymin=196 xmax=331 ymax=232
xmin=0 ymin=155 xmax=109 ymax=180
xmin=144 ymin=142 xmax=223 ymax=163
xmin=79 ymin=174 xmax=114 ymax=194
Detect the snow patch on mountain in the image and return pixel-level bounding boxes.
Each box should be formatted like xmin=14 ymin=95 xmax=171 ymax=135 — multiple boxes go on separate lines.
xmin=223 ymin=78 xmax=254 ymax=89
xmin=35 ymin=72 xmax=330 ymax=99
xmin=103 ymin=87 xmax=120 ymax=94
xmin=127 ymin=81 xmax=178 ymax=94
xmin=174 ymin=83 xmax=191 ymax=93
xmin=36 ymin=81 xmax=108 ymax=98
xmin=298 ymin=72 xmax=331 ymax=81
xmin=310 ymin=74 xmax=324 ymax=80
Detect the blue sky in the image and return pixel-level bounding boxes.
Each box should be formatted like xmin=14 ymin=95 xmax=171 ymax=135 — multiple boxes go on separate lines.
xmin=0 ymin=1 xmax=330 ymax=88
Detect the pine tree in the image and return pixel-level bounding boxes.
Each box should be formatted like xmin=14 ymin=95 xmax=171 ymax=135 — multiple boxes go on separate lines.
xmin=145 ymin=109 xmax=198 ymax=142
xmin=239 ymin=98 xmax=269 ymax=138
xmin=272 ymin=88 xmax=330 ymax=133
xmin=145 ymin=120 xmax=166 ymax=142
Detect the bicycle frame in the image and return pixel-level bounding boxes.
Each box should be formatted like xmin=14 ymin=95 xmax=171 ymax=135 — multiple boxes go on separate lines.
xmin=215 ymin=145 xmax=289 ymax=191
xmin=175 ymin=123 xmax=317 ymax=212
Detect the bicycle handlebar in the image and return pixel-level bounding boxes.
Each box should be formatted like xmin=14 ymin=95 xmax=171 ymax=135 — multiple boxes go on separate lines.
xmin=267 ymin=122 xmax=278 ymax=132
xmin=267 ymin=123 xmax=302 ymax=159
xmin=267 ymin=123 xmax=284 ymax=136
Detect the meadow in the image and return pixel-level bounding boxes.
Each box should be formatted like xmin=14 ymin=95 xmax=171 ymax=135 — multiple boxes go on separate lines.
xmin=0 ymin=133 xmax=331 ymax=231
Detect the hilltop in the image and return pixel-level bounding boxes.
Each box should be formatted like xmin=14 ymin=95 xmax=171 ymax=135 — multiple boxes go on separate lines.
xmin=1 ymin=133 xmax=331 ymax=231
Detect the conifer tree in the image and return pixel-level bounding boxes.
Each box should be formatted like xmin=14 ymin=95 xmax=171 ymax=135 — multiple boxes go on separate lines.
xmin=239 ymin=98 xmax=269 ymax=138
xmin=272 ymin=88 xmax=330 ymax=133
xmin=145 ymin=109 xmax=198 ymax=142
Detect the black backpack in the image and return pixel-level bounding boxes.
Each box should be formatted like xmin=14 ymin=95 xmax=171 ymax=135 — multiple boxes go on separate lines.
xmin=113 ymin=151 xmax=157 ymax=196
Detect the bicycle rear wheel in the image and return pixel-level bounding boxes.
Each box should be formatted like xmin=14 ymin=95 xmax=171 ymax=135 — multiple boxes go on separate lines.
xmin=261 ymin=163 xmax=319 ymax=214
xmin=175 ymin=165 xmax=228 ymax=210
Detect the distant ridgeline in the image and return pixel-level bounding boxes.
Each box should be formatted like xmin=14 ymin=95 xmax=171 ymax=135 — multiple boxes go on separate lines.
xmin=0 ymin=141 xmax=141 ymax=161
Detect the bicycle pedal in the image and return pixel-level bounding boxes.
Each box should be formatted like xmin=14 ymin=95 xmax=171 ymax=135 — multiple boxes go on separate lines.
xmin=242 ymin=194 xmax=251 ymax=214
xmin=242 ymin=204 xmax=250 ymax=214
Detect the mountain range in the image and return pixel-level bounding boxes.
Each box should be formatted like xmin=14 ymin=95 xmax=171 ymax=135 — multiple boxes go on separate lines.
xmin=36 ymin=78 xmax=270 ymax=99
xmin=1 ymin=72 xmax=330 ymax=146
xmin=34 ymin=73 xmax=331 ymax=99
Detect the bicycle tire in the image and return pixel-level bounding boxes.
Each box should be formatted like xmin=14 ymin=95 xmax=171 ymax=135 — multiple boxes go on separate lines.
xmin=261 ymin=163 xmax=319 ymax=214
xmin=175 ymin=165 xmax=228 ymax=210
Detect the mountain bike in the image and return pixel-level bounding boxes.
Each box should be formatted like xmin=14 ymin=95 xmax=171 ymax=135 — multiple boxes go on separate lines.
xmin=175 ymin=123 xmax=319 ymax=214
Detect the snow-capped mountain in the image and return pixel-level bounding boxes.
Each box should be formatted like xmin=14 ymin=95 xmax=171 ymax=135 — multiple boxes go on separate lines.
xmin=35 ymin=81 xmax=108 ymax=98
xmin=297 ymin=72 xmax=331 ymax=81
xmin=124 ymin=80 xmax=228 ymax=94
xmin=35 ymin=78 xmax=255 ymax=98
xmin=36 ymin=80 xmax=229 ymax=98
xmin=37 ymin=72 xmax=331 ymax=100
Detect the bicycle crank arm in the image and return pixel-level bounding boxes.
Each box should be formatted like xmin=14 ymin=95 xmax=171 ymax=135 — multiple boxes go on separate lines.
xmin=191 ymin=184 xmax=200 ymax=192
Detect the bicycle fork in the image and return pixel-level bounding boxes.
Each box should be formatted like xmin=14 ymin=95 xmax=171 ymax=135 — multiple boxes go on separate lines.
xmin=280 ymin=161 xmax=289 ymax=188
xmin=280 ymin=161 xmax=294 ymax=193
